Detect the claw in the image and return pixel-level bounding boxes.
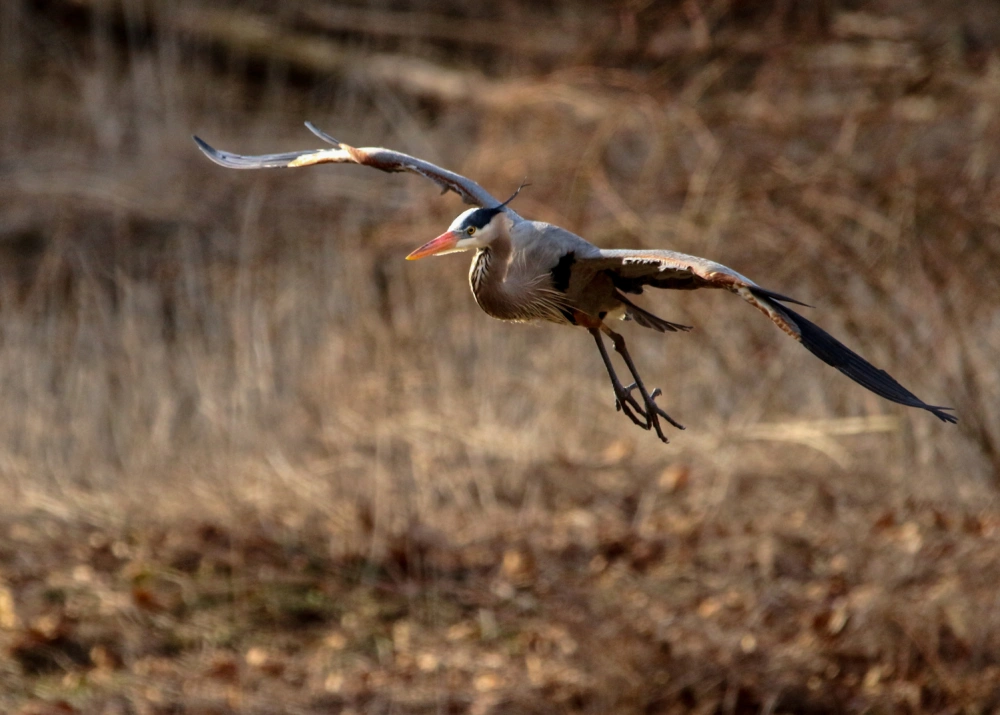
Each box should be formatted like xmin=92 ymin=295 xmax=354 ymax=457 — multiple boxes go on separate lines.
xmin=619 ymin=382 xmax=683 ymax=439
xmin=645 ymin=387 xmax=684 ymax=432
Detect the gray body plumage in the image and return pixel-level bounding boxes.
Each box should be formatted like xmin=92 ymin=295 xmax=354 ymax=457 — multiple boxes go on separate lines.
xmin=469 ymin=218 xmax=605 ymax=324
xmin=468 ymin=215 xmax=746 ymax=335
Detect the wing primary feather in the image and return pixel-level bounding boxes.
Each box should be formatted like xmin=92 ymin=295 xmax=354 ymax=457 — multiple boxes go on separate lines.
xmin=749 ymin=286 xmax=814 ymax=308
xmin=750 ymin=289 xmax=957 ymax=423
xmin=192 ymin=136 xmax=309 ymax=169
xmin=304 ymin=122 xmax=340 ymax=146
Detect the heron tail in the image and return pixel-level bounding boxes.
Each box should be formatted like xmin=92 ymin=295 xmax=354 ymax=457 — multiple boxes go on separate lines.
xmin=616 ymin=292 xmax=692 ymax=333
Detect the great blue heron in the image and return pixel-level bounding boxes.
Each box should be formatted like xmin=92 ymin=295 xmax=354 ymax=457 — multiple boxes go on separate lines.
xmin=193 ymin=123 xmax=956 ymax=442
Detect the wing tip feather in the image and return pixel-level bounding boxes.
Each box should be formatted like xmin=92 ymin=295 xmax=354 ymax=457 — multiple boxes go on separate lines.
xmin=304 ymin=121 xmax=341 ymax=146
xmin=192 ymin=135 xmax=224 ymax=165
xmin=928 ymin=406 xmax=959 ymax=424
xmin=758 ymin=294 xmax=958 ymax=425
xmin=749 ymin=286 xmax=814 ymax=309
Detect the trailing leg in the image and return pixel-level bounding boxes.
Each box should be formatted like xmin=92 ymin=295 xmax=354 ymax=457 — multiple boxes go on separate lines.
xmin=589 ymin=327 xmax=648 ymax=428
xmin=602 ymin=325 xmax=684 ymax=442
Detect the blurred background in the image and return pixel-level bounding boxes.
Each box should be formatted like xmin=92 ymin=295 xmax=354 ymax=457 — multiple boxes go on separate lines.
xmin=1 ymin=1 xmax=999 ymax=713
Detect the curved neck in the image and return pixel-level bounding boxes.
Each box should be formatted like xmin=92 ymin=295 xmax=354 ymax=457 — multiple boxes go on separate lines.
xmin=468 ymin=219 xmax=518 ymax=319
xmin=470 ymin=234 xmax=511 ymax=291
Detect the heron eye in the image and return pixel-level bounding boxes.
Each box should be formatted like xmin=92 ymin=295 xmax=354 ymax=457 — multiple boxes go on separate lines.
xmin=466 ymin=226 xmax=476 ymax=236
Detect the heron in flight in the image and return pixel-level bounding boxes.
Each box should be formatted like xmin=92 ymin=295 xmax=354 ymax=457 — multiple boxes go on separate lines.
xmin=193 ymin=123 xmax=956 ymax=442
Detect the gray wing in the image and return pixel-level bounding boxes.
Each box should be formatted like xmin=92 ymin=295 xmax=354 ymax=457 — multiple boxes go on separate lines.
xmin=587 ymin=248 xmax=762 ymax=294
xmin=582 ymin=249 xmax=958 ymax=423
xmin=193 ymin=122 xmax=503 ymax=209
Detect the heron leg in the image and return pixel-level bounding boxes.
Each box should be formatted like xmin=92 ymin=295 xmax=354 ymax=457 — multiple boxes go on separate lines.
xmin=601 ymin=325 xmax=685 ymax=441
xmin=588 ymin=328 xmax=648 ymax=429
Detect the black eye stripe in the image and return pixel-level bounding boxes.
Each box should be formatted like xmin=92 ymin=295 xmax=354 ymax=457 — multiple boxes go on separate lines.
xmin=460 ymin=206 xmax=501 ymax=231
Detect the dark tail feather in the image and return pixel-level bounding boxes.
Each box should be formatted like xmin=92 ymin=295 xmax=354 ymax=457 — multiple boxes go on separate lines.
xmin=751 ymin=290 xmax=958 ymax=424
xmin=616 ymin=292 xmax=692 ymax=333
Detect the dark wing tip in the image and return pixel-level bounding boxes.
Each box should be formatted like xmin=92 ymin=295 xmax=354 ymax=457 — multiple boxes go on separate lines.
xmin=928 ymin=406 xmax=959 ymax=424
xmin=192 ymin=136 xmax=319 ymax=169
xmin=751 ymin=286 xmax=814 ymax=309
xmin=192 ymin=135 xmax=221 ymax=162
xmin=774 ymin=302 xmax=958 ymax=424
xmin=192 ymin=135 xmax=265 ymax=168
xmin=304 ymin=122 xmax=341 ymax=146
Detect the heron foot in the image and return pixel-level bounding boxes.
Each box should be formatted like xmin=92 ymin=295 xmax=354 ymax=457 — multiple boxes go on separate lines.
xmin=590 ymin=326 xmax=682 ymax=444
xmin=612 ymin=380 xmax=650 ymax=428
xmin=622 ymin=384 xmax=685 ymax=441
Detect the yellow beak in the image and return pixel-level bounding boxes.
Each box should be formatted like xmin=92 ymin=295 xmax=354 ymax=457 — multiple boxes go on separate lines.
xmin=405 ymin=231 xmax=460 ymax=260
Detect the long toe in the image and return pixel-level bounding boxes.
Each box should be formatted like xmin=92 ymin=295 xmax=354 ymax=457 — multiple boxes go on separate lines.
xmin=616 ymin=396 xmax=650 ymax=428
xmin=646 ymin=387 xmax=684 ymax=430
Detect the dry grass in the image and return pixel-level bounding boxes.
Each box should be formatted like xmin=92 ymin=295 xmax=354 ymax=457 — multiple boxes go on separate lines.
xmin=1 ymin=0 xmax=999 ymax=712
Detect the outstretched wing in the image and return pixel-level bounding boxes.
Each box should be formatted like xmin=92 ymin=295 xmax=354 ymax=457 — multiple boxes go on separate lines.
xmin=193 ymin=122 xmax=503 ymax=209
xmin=581 ymin=249 xmax=958 ymax=423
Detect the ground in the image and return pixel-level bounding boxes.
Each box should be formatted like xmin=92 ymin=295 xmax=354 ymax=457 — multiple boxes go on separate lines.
xmin=3 ymin=466 xmax=1000 ymax=713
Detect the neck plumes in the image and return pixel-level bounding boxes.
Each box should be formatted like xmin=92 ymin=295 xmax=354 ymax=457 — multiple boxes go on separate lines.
xmin=468 ymin=223 xmax=521 ymax=320
xmin=467 ymin=220 xmax=568 ymax=324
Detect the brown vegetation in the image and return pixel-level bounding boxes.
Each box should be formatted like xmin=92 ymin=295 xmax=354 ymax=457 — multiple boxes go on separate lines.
xmin=1 ymin=1 xmax=998 ymax=712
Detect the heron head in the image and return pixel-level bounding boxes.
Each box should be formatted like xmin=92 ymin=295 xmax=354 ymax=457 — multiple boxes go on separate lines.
xmin=405 ymin=183 xmax=526 ymax=260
